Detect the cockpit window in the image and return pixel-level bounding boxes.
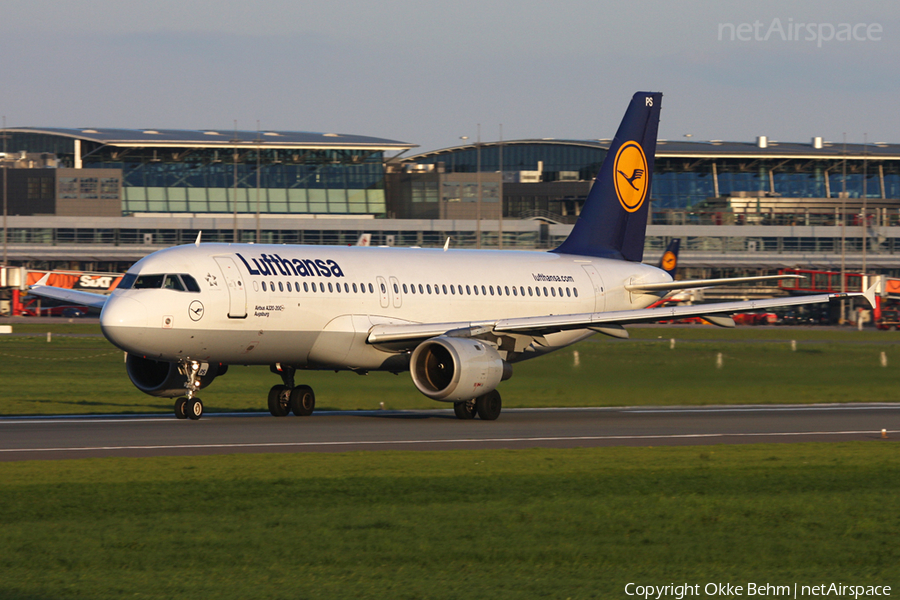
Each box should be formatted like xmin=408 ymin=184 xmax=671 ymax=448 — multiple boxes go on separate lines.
xmin=181 ymin=274 xmax=201 ymax=292
xmin=117 ymin=273 xmax=137 ymax=290
xmin=129 ymin=273 xmax=200 ymax=292
xmin=134 ymin=274 xmax=165 ymax=289
xmin=163 ymin=275 xmax=185 ymax=291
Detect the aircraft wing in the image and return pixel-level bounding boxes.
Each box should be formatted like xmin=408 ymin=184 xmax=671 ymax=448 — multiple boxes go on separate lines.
xmin=367 ymin=286 xmax=875 ymax=346
xmin=28 ymin=274 xmax=110 ymax=310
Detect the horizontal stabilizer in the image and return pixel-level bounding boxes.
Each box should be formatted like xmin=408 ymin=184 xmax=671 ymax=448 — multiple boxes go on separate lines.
xmin=625 ymin=274 xmax=802 ymax=293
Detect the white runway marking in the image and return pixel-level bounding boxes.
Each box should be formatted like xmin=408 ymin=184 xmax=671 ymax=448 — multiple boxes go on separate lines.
xmin=1 ymin=430 xmax=895 ymax=455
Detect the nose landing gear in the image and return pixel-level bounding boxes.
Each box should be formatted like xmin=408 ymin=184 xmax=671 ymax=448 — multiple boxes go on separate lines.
xmin=174 ymin=360 xmax=204 ymax=420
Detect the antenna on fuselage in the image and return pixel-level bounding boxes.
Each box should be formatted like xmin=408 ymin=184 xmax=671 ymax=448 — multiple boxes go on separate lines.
xmin=195 ymin=231 xmax=202 ymax=247
xmin=443 ymin=237 xmax=451 ymax=252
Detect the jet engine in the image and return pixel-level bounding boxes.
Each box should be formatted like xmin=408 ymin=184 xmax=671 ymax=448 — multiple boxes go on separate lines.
xmin=410 ymin=336 xmax=512 ymax=402
xmin=125 ymin=354 xmax=225 ymax=398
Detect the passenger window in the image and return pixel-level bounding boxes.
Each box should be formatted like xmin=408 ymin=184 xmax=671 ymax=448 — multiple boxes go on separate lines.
xmin=543 ymin=287 xmax=548 ymax=296
xmin=403 ymin=284 xmax=408 ymax=294
xmin=433 ymin=284 xmax=439 ymax=295
xmin=304 ymin=282 xmax=309 ymax=292
xmin=287 ymin=282 xmax=292 ymax=292
xmin=474 ymin=285 xmax=479 ymax=296
xmin=328 ymin=282 xmax=334 ymax=293
xmin=450 ymin=285 xmax=456 ymax=295
xmin=528 ymin=287 xmax=533 ymax=296
xmin=466 ymin=285 xmax=471 ymax=295
xmin=262 ymin=282 xmax=268 ymax=292
xmin=270 ymin=281 xmax=275 ymax=291
xmin=336 ymin=283 xmax=341 ymax=293
xmin=442 ymin=284 xmax=448 ymax=295
xmin=566 ymin=287 xmax=571 ymax=297
xmin=381 ymin=283 xmax=386 ymax=294
xmin=393 ymin=283 xmax=399 ymax=294
xmin=181 ymin=274 xmax=201 ymax=292
xmin=551 ymin=287 xmax=556 ymax=297
xmin=418 ymin=284 xmax=424 ymax=294
xmin=489 ymin=286 xmax=494 ymax=296
xmin=520 ymin=286 xmax=525 ymax=296
xmin=278 ymin=282 xmax=284 ymax=292
xmin=574 ymin=288 xmax=579 ymax=297
xmin=558 ymin=287 xmax=563 ymax=297
xmin=427 ymin=284 xmax=432 ymax=294
xmin=353 ymin=283 xmax=358 ymax=293
xmin=344 ymin=283 xmax=350 ymax=293
xmin=134 ymin=274 xmax=164 ymax=289
xmin=371 ymin=283 xmax=376 ymax=294
xmin=512 ymin=286 xmax=517 ymax=296
xmin=505 ymin=286 xmax=510 ymax=296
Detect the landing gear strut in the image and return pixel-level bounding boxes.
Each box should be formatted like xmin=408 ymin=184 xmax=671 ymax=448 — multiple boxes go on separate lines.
xmin=174 ymin=360 xmax=204 ymax=420
xmin=269 ymin=364 xmax=316 ymax=417
xmin=454 ymin=390 xmax=501 ymax=420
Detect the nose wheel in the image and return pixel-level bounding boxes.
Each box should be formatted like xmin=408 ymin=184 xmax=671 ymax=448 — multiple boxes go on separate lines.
xmin=174 ymin=396 xmax=204 ymax=420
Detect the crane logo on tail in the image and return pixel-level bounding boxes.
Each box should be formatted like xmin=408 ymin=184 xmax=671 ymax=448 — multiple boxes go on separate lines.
xmin=614 ymin=141 xmax=649 ymax=213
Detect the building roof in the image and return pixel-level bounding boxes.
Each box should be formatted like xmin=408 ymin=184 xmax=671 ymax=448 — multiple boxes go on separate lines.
xmin=4 ymin=127 xmax=416 ymax=152
xmin=405 ymin=138 xmax=900 ymax=162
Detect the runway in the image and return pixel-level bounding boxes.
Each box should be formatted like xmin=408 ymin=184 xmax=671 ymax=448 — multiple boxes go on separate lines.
xmin=1 ymin=403 xmax=897 ymax=461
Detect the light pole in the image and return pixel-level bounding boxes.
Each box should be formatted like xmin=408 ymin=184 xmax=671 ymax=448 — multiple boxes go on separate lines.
xmin=2 ymin=116 xmax=8 ymax=268
xmin=476 ymin=125 xmax=482 ymax=249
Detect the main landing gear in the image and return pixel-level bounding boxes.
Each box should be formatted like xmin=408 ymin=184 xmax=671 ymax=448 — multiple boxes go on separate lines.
xmin=174 ymin=360 xmax=204 ymax=420
xmin=453 ymin=390 xmax=502 ymax=421
xmin=268 ymin=364 xmax=316 ymax=417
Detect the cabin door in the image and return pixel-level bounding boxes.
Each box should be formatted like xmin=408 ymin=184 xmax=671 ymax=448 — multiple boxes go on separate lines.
xmin=214 ymin=256 xmax=248 ymax=318
xmin=581 ymin=265 xmax=606 ymax=313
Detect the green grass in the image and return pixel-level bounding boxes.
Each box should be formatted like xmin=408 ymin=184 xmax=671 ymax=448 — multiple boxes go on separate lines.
xmin=2 ymin=323 xmax=900 ymax=415
xmin=0 ymin=443 xmax=897 ymax=599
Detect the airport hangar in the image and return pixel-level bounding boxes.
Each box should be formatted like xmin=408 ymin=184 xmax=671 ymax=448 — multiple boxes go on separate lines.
xmin=2 ymin=127 xmax=900 ymax=286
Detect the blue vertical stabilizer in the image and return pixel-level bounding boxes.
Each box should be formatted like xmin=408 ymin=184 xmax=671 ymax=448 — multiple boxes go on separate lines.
xmin=552 ymin=92 xmax=662 ymax=262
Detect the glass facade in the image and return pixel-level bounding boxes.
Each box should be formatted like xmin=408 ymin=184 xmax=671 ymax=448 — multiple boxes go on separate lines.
xmin=408 ymin=143 xmax=900 ymax=210
xmin=4 ymin=133 xmax=390 ymax=216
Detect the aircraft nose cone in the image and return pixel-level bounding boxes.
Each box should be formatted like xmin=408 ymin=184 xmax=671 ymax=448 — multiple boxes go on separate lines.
xmin=100 ymin=296 xmax=148 ymax=353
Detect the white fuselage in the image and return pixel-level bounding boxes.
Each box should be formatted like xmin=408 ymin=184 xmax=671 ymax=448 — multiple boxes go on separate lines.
xmin=100 ymin=243 xmax=670 ymax=369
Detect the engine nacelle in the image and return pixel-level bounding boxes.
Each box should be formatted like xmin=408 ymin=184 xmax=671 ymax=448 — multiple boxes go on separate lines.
xmin=410 ymin=336 xmax=512 ymax=402
xmin=125 ymin=354 xmax=224 ymax=398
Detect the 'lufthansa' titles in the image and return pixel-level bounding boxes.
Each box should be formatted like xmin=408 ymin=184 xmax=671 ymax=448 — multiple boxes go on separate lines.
xmin=236 ymin=253 xmax=345 ymax=278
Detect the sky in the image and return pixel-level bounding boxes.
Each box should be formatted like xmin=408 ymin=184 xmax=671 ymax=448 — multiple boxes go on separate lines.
xmin=1 ymin=0 xmax=898 ymax=154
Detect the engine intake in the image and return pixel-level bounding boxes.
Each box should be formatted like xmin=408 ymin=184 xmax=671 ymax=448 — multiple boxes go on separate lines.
xmin=125 ymin=354 xmax=223 ymax=398
xmin=410 ymin=336 xmax=511 ymax=402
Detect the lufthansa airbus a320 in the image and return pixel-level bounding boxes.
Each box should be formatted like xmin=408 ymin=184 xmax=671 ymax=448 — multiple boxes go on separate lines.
xmin=31 ymin=92 xmax=874 ymax=421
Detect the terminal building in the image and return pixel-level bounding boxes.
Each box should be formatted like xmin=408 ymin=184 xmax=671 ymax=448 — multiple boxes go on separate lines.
xmin=2 ymin=127 xmax=900 ymax=284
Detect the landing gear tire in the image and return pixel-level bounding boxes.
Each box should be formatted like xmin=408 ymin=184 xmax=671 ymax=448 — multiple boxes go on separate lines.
xmin=187 ymin=398 xmax=204 ymax=420
xmin=475 ymin=390 xmax=502 ymax=421
xmin=453 ymin=401 xmax=476 ymax=420
xmin=268 ymin=385 xmax=290 ymax=417
xmin=290 ymin=385 xmax=316 ymax=417
xmin=174 ymin=397 xmax=189 ymax=420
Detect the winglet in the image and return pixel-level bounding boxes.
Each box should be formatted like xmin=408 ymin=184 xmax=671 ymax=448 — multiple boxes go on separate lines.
xmin=195 ymin=231 xmax=202 ymax=247
xmin=863 ymin=281 xmax=878 ymax=308
xmin=443 ymin=237 xmax=451 ymax=252
xmin=32 ymin=272 xmax=51 ymax=287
